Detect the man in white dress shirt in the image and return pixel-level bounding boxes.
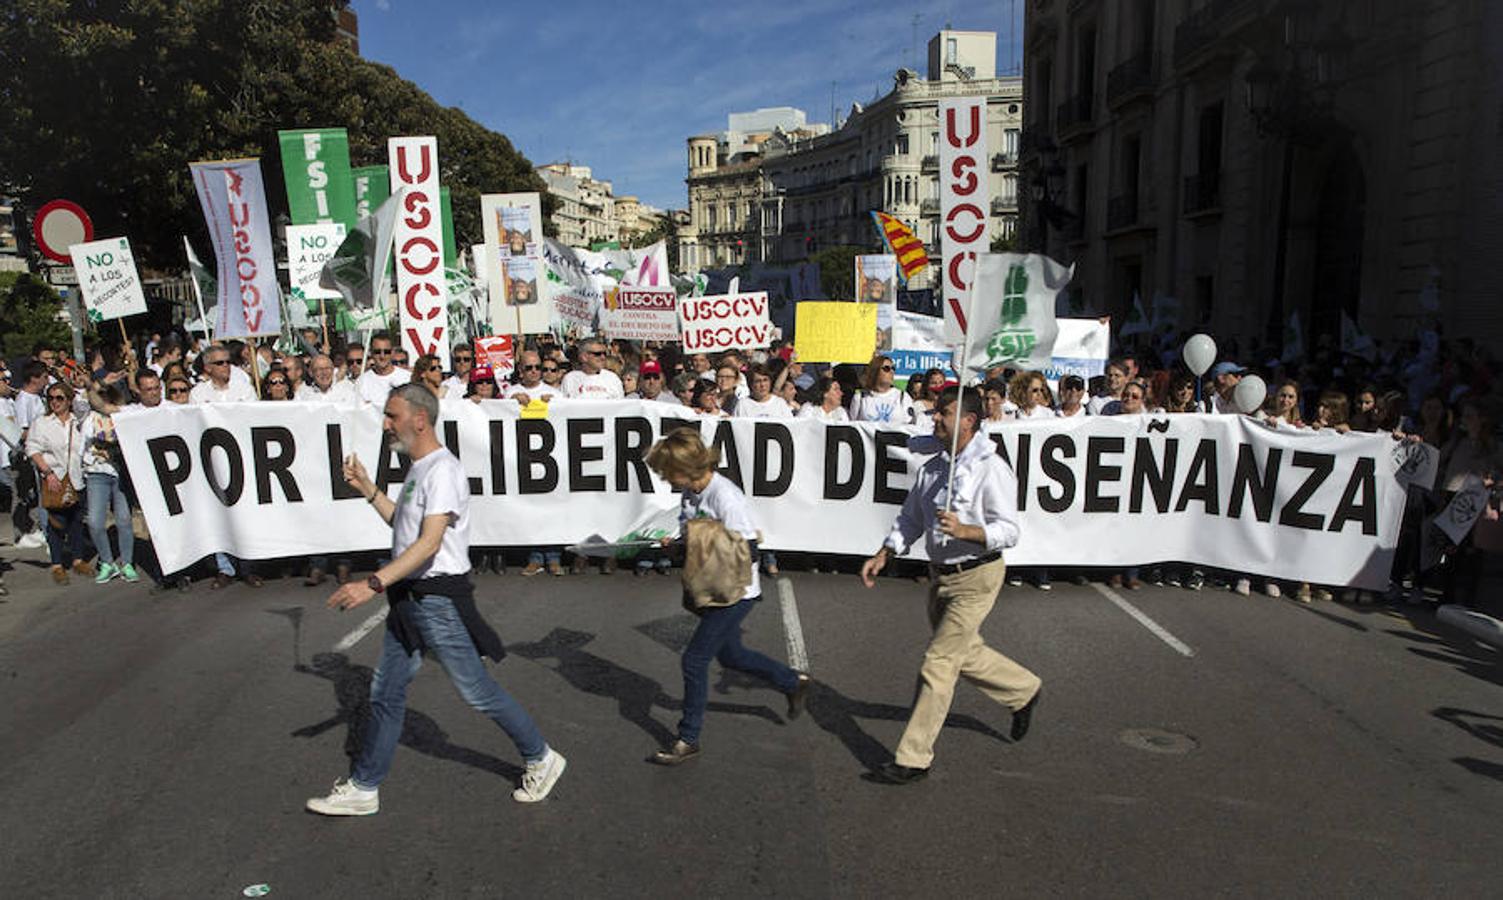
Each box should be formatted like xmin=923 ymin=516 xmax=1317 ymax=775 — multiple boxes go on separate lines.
xmin=859 ymin=387 xmax=1042 ymax=784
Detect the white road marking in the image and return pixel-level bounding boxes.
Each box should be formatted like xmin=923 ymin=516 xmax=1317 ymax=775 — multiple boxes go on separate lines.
xmin=333 ymin=607 xmax=389 ymax=652
xmin=1090 ymin=582 xmax=1195 ymax=658
xmin=776 ymin=577 xmax=810 ymax=672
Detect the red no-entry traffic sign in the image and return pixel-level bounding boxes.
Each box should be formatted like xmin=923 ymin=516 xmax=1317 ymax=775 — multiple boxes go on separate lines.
xmin=32 ymin=199 xmax=95 ymax=264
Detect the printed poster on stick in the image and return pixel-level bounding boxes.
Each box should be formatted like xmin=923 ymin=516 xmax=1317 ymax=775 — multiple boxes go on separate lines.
xmin=286 ymin=223 xmax=346 ymax=303
xmin=481 ymin=193 xmax=549 ymax=334
xmin=679 ymin=291 xmax=773 ymax=352
xmin=854 ymin=254 xmax=897 ymax=352
xmin=795 ymin=302 xmax=877 ymax=363
xmin=70 ymin=237 xmax=147 ymax=323
xmin=603 ymin=287 xmax=679 ymax=342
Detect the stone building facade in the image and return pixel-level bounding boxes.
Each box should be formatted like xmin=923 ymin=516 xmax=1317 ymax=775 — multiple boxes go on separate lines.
xmin=1022 ymin=0 xmax=1503 ymax=349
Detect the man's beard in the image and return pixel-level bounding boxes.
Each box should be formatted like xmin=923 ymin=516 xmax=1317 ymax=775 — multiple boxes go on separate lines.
xmin=389 ymin=436 xmax=408 ymax=456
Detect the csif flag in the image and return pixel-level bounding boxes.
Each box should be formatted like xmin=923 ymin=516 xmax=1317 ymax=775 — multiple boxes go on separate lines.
xmin=870 ymin=211 xmax=929 ymax=283
xmin=948 ymin=253 xmax=1074 ymax=379
xmin=319 ymin=187 xmax=406 ymax=311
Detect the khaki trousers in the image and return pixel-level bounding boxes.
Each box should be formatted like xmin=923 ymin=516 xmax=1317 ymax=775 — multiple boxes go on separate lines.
xmin=894 ymin=558 xmax=1042 ymax=769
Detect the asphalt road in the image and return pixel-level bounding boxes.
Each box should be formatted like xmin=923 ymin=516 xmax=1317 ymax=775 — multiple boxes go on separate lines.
xmin=2 ymin=548 xmax=1501 ymax=898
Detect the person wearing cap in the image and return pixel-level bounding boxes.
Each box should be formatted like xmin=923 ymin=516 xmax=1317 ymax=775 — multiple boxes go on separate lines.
xmin=1057 ymin=374 xmax=1089 ymax=417
xmin=503 ymin=351 xmax=560 ymax=404
xmin=858 ymin=386 xmax=1041 ymax=785
xmin=466 ymin=365 xmax=498 ymax=402
xmin=1207 ymin=361 xmax=1246 ymax=413
xmin=635 ymin=360 xmax=678 ymax=404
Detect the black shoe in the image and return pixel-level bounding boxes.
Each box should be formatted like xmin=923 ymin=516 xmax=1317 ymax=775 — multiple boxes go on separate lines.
xmin=649 ymin=739 xmax=700 ymax=766
xmin=786 ymin=673 xmax=811 ymax=720
xmin=871 ymin=761 xmax=929 ymax=785
xmin=1011 ymin=689 xmax=1041 ymax=742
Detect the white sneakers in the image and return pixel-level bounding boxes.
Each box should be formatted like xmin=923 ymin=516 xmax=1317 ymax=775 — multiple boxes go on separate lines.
xmin=512 ymin=747 xmax=567 ymax=803
xmin=306 ymin=778 xmax=379 ymax=816
xmin=306 ymin=748 xmax=566 ymax=815
xmin=14 ymin=531 xmax=46 ymax=550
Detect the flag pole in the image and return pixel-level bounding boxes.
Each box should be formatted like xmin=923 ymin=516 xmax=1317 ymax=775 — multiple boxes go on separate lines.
xmin=183 ymin=236 xmax=213 ymax=341
xmin=946 ymin=261 xmax=980 ymax=513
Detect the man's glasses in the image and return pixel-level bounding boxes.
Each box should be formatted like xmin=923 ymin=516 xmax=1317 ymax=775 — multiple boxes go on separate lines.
xmin=453 ymin=354 xmax=473 ymax=362
xmin=206 ymin=360 xmax=229 ymax=367
xmin=47 ymin=395 xmax=68 ymax=403
xmin=581 ymin=349 xmax=604 ymax=357
xmin=347 ymin=357 xmax=364 ymax=365
xmin=370 ymin=348 xmax=392 ymax=356
xmin=518 ymin=364 xmax=541 ymax=371
xmin=642 ymin=373 xmax=662 ymax=379
xmin=541 ymin=366 xmax=559 ymax=373
xmin=167 ymin=388 xmax=189 ymax=396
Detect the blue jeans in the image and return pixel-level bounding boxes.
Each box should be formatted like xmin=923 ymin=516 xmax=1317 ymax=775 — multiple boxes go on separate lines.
xmin=85 ymin=472 xmax=133 ymax=566
xmin=351 ymin=593 xmax=546 ymax=789
xmin=214 ymin=552 xmax=236 ymax=576
xmin=45 ymin=502 xmax=85 ymax=567
xmin=527 ymin=549 xmax=561 ymax=567
xmin=678 ymin=596 xmax=798 ymax=745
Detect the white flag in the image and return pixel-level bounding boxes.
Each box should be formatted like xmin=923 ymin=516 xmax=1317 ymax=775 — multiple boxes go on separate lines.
xmin=948 ymin=253 xmax=1074 ymax=378
xmin=319 ymin=188 xmax=404 ymax=311
xmin=189 ymin=158 xmax=281 ymax=337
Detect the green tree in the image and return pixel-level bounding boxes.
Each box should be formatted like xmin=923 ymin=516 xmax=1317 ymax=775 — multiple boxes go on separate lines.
xmin=810 ymin=245 xmax=863 ymax=300
xmin=625 ymin=216 xmax=678 ymax=271
xmin=0 ymin=272 xmax=72 ymax=359
xmin=0 ymin=1 xmax=547 ymax=270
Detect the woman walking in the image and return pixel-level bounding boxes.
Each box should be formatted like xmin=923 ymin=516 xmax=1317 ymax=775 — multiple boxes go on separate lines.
xmin=643 ymin=429 xmax=810 ymax=765
xmin=26 ymin=381 xmax=91 ymax=584
xmin=81 ymin=385 xmax=137 ymax=583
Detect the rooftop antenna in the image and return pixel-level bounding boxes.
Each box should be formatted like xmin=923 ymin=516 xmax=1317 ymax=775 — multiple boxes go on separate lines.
xmin=829 ymin=80 xmax=837 ymax=129
xmin=910 ymin=13 xmax=921 ymax=72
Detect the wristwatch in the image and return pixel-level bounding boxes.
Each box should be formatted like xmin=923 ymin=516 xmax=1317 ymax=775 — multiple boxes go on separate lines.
xmin=367 ymin=575 xmax=385 ymax=594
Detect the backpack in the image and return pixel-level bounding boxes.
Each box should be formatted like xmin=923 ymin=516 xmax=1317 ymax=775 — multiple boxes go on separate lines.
xmin=681 ymin=517 xmax=755 ymax=609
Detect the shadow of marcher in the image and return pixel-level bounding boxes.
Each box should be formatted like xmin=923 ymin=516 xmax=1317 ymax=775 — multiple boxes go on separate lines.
xmin=806 ymin=680 xmax=1010 ymax=771
xmin=1384 ymin=607 xmax=1503 ymax=689
xmin=292 ymin=652 xmax=523 ymax=780
xmin=509 ymin=627 xmax=785 ymax=748
xmin=265 ymin=606 xmax=303 ymax=669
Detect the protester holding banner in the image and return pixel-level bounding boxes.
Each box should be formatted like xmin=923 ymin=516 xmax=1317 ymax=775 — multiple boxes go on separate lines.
xmin=734 ymin=364 xmax=793 ymax=420
xmin=850 ymin=354 xmax=913 ymax=426
xmin=1057 ymin=375 xmax=1089 ymax=418
xmin=635 ymin=361 xmax=678 ymax=405
xmin=503 ymin=352 xmax=559 ymax=403
xmin=306 ymin=384 xmax=565 ymax=815
xmin=1263 ymin=380 xmax=1304 ymax=427
xmin=357 ymin=334 xmax=411 ymax=406
xmin=26 ymin=382 xmax=91 ymax=585
xmin=442 ymin=345 xmax=475 ymax=400
xmin=1009 ymin=371 xmax=1058 ymax=421
xmin=642 ymin=429 xmax=809 ymax=766
xmin=691 ymin=381 xmax=727 ymax=418
xmin=467 ymin=367 xmax=498 ymax=401
xmin=1432 ymin=401 xmax=1502 ymax=606
xmin=79 ymin=387 xmax=139 ymax=585
xmin=561 ymin=340 xmax=624 ymax=400
xmin=261 ymin=372 xmax=295 ymax=402
xmin=859 ymin=387 xmax=1041 ymax=785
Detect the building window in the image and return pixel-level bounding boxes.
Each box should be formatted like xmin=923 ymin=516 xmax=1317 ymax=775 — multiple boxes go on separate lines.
xmin=1005 ymin=128 xmax=1019 ymax=157
xmin=946 ymin=37 xmax=958 ymax=65
xmin=1001 ymin=174 xmax=1017 ymax=206
xmin=896 ymin=133 xmax=910 ymax=156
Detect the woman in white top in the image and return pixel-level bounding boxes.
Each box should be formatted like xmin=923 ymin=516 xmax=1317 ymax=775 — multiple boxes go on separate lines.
xmin=1009 ymin=370 xmax=1058 ymax=420
xmin=734 ymin=364 xmax=794 ymax=419
xmin=980 ymin=379 xmax=1013 ymax=431
xmin=642 ymin=429 xmax=809 ymax=765
xmin=691 ymin=381 xmax=727 ymax=418
xmin=25 ymin=381 xmax=91 ymax=583
xmin=80 ymin=385 xmax=138 ymax=584
xmin=850 ymin=354 xmax=912 ymax=425
xmin=797 ymin=376 xmax=850 ymax=423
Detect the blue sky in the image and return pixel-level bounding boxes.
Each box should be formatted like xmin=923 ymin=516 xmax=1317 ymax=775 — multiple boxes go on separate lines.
xmin=353 ymin=0 xmax=1021 ymax=212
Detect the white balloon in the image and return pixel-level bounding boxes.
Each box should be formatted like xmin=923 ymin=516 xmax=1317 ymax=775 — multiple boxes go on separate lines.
xmin=1182 ymin=333 xmax=1217 ymax=377
xmin=1233 ymin=374 xmax=1268 ymax=415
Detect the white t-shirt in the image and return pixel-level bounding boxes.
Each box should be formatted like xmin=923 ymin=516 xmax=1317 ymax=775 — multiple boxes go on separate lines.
xmin=390 ymin=448 xmax=471 ymax=579
xmin=637 ymin=390 xmax=681 ymax=406
xmin=1018 ymin=405 xmax=1058 ymax=420
xmin=798 ymin=404 xmax=850 ymax=423
xmin=357 ymin=367 xmax=412 ymax=406
xmin=190 ymin=378 xmax=258 ymax=404
xmin=441 ymin=374 xmax=472 ymax=400
xmin=681 ymin=472 xmax=761 ymax=600
xmin=1086 ymin=394 xmax=1118 ymax=415
xmin=735 ymin=395 xmax=793 ymax=419
xmin=14 ymin=390 xmax=45 ymax=430
xmin=561 ymin=369 xmax=624 ymax=400
xmin=1058 ymin=404 xmax=1088 ymax=418
xmin=296 ymin=379 xmax=358 ymax=403
xmin=850 ymin=387 xmax=912 ymax=425
xmin=503 ymin=381 xmax=561 ymax=402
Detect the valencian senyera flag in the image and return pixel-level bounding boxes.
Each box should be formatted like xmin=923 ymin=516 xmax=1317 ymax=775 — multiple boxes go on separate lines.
xmin=870 ymin=211 xmax=929 ymax=283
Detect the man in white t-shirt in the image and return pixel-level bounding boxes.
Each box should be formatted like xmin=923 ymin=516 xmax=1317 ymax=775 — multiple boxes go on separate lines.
xmin=296 ymin=355 xmax=358 ymax=403
xmin=190 ymin=346 xmax=258 ymax=404
xmin=356 ymin=334 xmax=412 ymax=406
xmin=307 ymin=384 xmax=565 ymax=815
xmin=560 ymin=339 xmax=623 ymax=399
xmin=441 ymin=343 xmax=474 ymax=401
xmin=504 ymin=350 xmax=561 ymax=404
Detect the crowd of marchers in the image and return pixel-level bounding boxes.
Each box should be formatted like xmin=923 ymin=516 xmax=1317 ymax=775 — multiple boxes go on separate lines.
xmin=0 ymin=324 xmax=1497 ymax=605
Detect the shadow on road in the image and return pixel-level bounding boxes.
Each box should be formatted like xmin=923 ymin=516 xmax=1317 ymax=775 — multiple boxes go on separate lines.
xmin=291 ymin=651 xmax=523 ymax=780
xmin=265 ymin=606 xmax=303 ymax=668
xmin=510 ymin=626 xmax=784 ymax=748
xmin=1433 ymin=706 xmax=1503 ymax=784
xmin=806 ymin=680 xmax=1009 ymax=770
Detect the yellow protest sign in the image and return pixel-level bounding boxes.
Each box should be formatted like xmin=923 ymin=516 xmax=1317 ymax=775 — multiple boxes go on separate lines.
xmin=795 ymin=302 xmax=878 ymax=363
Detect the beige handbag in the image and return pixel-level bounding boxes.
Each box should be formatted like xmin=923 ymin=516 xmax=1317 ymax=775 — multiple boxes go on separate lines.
xmin=680 ymin=518 xmax=755 ymax=609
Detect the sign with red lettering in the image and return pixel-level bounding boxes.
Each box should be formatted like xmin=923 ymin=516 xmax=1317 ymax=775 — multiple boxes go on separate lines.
xmin=474 ymin=335 xmax=515 ymax=382
xmin=604 ymin=287 xmax=679 ymax=342
xmin=388 ymin=136 xmax=448 ymax=368
xmin=938 ymin=97 xmax=988 ymax=344
xmin=678 ymin=291 xmax=772 ymax=352
xmin=189 ymin=158 xmax=282 ymax=337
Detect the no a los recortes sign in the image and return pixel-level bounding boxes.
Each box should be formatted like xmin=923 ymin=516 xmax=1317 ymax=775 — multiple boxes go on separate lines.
xmin=678 ymin=291 xmax=772 ymax=352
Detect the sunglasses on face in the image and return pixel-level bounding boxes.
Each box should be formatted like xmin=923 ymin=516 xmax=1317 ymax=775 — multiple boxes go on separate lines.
xmin=642 ymin=373 xmax=662 ymax=379
xmin=267 ymin=379 xmax=288 ymax=386
xmin=168 ymin=387 xmax=189 ymax=396
xmin=370 ymin=348 xmax=392 ymax=356
xmin=347 ymin=357 xmax=364 ymax=365
xmin=880 ymin=365 xmax=894 ymax=372
xmin=454 ymin=354 xmax=472 ymax=362
xmin=207 ymin=360 xmax=229 ymax=367
xmin=542 ymin=366 xmax=559 ymax=373
xmin=518 ymin=364 xmax=541 ymax=371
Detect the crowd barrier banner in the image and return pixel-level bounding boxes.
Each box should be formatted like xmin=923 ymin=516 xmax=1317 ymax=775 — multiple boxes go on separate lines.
xmin=114 ymin=402 xmax=1408 ymax=588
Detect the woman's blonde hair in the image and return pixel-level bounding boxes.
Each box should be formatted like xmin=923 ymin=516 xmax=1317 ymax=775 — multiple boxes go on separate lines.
xmin=645 ymin=428 xmax=720 ymax=481
xmin=1008 ymin=369 xmax=1046 ymax=408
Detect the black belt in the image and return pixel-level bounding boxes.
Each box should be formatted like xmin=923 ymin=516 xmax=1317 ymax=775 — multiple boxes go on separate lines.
xmin=929 ymin=551 xmax=1003 ymax=576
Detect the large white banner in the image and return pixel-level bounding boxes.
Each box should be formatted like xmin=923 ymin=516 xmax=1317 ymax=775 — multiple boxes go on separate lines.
xmin=116 ymin=403 xmax=1408 ymax=588
xmin=939 ymin=97 xmax=988 ymax=340
xmin=949 ymin=253 xmax=1073 ymax=377
xmin=190 ymin=158 xmax=281 ymax=337
xmin=388 ymin=136 xmax=447 ymax=367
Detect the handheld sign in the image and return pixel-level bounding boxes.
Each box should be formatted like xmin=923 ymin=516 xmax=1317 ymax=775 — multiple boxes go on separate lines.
xmin=69 ymin=237 xmax=147 ymax=323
